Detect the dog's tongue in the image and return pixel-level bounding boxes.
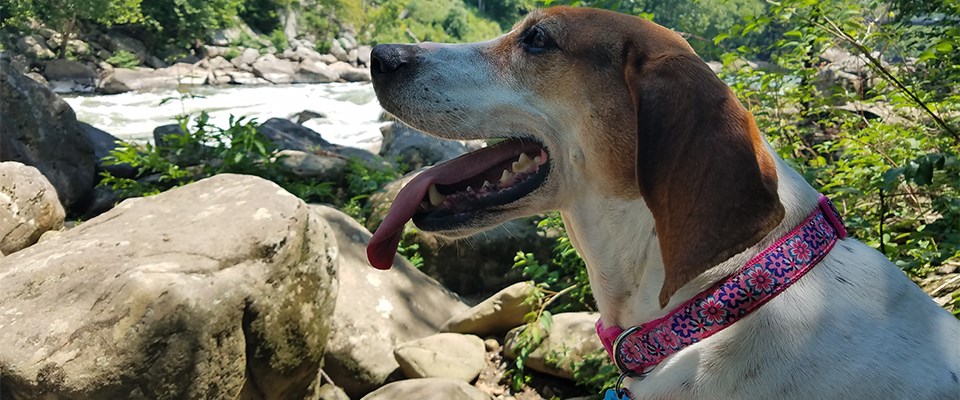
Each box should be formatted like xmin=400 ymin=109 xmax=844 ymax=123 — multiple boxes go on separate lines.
xmin=366 ymin=140 xmax=528 ymax=269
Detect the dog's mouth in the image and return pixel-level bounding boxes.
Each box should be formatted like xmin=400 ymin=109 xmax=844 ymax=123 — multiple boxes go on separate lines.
xmin=367 ymin=138 xmax=550 ymax=269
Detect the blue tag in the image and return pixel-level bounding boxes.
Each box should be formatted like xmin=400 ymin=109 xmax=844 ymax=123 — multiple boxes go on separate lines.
xmin=603 ymin=389 xmax=628 ymax=400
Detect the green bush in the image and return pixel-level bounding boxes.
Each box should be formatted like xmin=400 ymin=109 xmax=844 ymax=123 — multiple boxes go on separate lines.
xmin=140 ymin=0 xmax=244 ymax=49
xmin=105 ymin=49 xmax=140 ymax=68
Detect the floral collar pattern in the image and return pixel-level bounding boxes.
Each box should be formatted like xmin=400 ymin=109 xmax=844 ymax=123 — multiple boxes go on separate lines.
xmin=597 ymin=194 xmax=848 ymax=377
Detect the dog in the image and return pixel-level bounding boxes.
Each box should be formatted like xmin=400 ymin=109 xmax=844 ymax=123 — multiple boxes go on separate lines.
xmin=365 ymin=6 xmax=960 ymax=399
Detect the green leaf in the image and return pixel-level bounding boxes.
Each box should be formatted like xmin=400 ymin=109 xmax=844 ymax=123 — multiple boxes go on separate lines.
xmin=936 ymin=41 xmax=954 ymax=53
xmin=881 ymin=167 xmax=903 ymax=191
xmin=913 ymin=159 xmax=933 ymax=185
xmin=713 ymin=33 xmax=730 ymax=45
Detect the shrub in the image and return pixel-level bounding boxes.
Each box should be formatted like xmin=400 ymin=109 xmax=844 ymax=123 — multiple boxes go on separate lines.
xmin=105 ymin=49 xmax=140 ymax=68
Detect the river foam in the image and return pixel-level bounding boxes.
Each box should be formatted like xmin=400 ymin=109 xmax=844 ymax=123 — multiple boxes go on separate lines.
xmin=63 ymin=83 xmax=386 ymax=152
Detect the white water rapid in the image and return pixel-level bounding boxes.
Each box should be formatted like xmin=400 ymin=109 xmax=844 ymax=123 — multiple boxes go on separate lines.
xmin=63 ymin=83 xmax=386 ymax=152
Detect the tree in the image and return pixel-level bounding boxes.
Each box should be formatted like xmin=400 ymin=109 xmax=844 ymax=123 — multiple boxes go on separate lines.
xmin=1 ymin=0 xmax=143 ymax=58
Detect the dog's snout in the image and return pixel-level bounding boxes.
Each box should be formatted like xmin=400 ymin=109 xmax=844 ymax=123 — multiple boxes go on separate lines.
xmin=370 ymin=44 xmax=419 ymax=75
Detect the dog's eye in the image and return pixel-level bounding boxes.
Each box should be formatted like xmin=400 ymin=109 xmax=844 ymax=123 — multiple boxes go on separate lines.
xmin=520 ymin=25 xmax=557 ymax=53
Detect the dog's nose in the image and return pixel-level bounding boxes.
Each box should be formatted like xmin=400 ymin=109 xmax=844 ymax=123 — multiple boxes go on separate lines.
xmin=370 ymin=44 xmax=419 ymax=75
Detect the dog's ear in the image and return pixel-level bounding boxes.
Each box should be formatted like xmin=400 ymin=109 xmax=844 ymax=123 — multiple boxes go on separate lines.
xmin=626 ymin=52 xmax=784 ymax=308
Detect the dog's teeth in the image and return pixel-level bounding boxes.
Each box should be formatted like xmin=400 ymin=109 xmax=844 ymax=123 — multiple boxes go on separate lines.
xmin=500 ymin=169 xmax=514 ymax=184
xmin=482 ymin=180 xmax=492 ymax=189
xmin=533 ymin=156 xmax=542 ymax=165
xmin=428 ymin=184 xmax=446 ymax=206
xmin=465 ymin=186 xmax=474 ymax=193
xmin=512 ymin=153 xmax=534 ymax=173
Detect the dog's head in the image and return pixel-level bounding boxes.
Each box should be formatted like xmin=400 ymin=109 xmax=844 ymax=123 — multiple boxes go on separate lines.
xmin=368 ymin=6 xmax=784 ymax=306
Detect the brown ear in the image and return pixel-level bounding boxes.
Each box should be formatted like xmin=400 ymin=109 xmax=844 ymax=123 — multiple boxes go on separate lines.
xmin=627 ymin=53 xmax=784 ymax=308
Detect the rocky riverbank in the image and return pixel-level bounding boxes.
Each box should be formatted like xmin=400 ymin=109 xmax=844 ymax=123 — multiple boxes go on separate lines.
xmin=5 ymin=21 xmax=371 ymax=95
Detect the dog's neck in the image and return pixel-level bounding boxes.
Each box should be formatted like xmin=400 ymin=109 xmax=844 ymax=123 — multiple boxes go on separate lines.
xmin=560 ymin=146 xmax=820 ymax=328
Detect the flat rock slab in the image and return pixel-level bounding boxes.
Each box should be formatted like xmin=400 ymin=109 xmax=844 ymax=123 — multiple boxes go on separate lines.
xmin=0 ymin=174 xmax=338 ymax=399
xmin=0 ymin=161 xmax=65 ymax=255
xmin=394 ymin=333 xmax=486 ymax=381
xmin=360 ymin=378 xmax=491 ymax=400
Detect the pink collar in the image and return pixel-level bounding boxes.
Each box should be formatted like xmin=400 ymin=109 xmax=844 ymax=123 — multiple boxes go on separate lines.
xmin=597 ymin=194 xmax=847 ymax=378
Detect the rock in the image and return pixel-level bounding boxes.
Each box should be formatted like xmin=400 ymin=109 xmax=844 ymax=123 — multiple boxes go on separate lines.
xmin=394 ymin=333 xmax=486 ymax=381
xmin=275 ymin=149 xmax=348 ymax=180
xmin=347 ymin=49 xmax=359 ymax=65
xmin=98 ymin=68 xmax=178 ymax=94
xmin=0 ymin=174 xmax=338 ymax=399
xmin=16 ymin=34 xmax=55 ymax=59
xmin=329 ymin=39 xmax=350 ymax=63
xmin=252 ymin=55 xmax=296 ymax=84
xmin=328 ymin=61 xmax=371 ymax=82
xmin=1 ymin=58 xmax=95 ymax=209
xmin=37 ymin=27 xmax=58 ymax=40
xmin=380 ymin=122 xmax=483 ymax=171
xmin=338 ymin=35 xmax=358 ymax=52
xmin=281 ymin=47 xmax=299 ymax=61
xmin=312 ymin=205 xmax=468 ymax=397
xmin=294 ymin=59 xmax=339 ymax=83
xmin=314 ymin=384 xmax=351 ymax=400
xmin=0 ymin=162 xmax=65 ymax=255
xmin=99 ymin=32 xmax=147 ymax=61
xmin=317 ymin=54 xmax=339 ymax=64
xmin=706 ymin=61 xmax=723 ymax=74
xmin=441 ymin=282 xmax=539 ymax=336
xmin=295 ymin=45 xmax=324 ymax=62
xmin=67 ymin=39 xmax=91 ymax=56
xmin=202 ymin=45 xmax=229 ymax=58
xmin=161 ymin=62 xmax=207 ymax=85
xmin=74 ymin=184 xmax=124 ymax=220
xmin=77 ymin=122 xmax=135 ymax=179
xmin=209 ymin=69 xmax=233 ymax=85
xmin=258 ymin=118 xmax=388 ymax=170
xmin=503 ymin=312 xmax=603 ymax=379
xmin=357 ymin=45 xmax=372 ymax=67
xmin=292 ymin=110 xmax=328 ymax=124
xmin=207 ymin=56 xmax=234 ymax=70
xmin=231 ymin=47 xmax=261 ymax=69
xmin=42 ymin=59 xmax=96 ymax=88
xmin=360 ymin=378 xmax=491 ymax=400
xmin=145 ymin=54 xmax=168 ymax=69
xmin=227 ymin=70 xmax=265 ymax=85
xmin=25 ymin=71 xmax=49 ymax=86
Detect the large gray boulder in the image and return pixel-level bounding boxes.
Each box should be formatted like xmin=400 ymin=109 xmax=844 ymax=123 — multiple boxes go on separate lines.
xmin=360 ymin=378 xmax=491 ymax=400
xmin=16 ymin=34 xmax=55 ymax=59
xmin=0 ymin=162 xmax=65 ymax=255
xmin=294 ymin=59 xmax=339 ymax=83
xmin=252 ymin=55 xmax=296 ymax=84
xmin=98 ymin=68 xmax=178 ymax=94
xmin=0 ymin=175 xmax=338 ymax=399
xmin=328 ymin=61 xmax=370 ymax=82
xmin=42 ymin=59 xmax=97 ymax=89
xmin=77 ymin=122 xmax=135 ymax=178
xmin=257 ymin=118 xmax=388 ymax=170
xmin=311 ymin=205 xmax=468 ymax=398
xmin=1 ymin=56 xmax=95 ymax=209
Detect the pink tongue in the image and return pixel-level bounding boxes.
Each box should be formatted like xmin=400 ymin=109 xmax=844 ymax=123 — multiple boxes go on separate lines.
xmin=366 ymin=139 xmax=539 ymax=269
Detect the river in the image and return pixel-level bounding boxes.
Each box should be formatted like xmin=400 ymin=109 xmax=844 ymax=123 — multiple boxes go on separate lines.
xmin=63 ymin=82 xmax=386 ymax=152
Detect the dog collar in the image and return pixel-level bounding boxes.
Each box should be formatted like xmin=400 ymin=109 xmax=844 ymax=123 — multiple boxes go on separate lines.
xmin=597 ymin=194 xmax=847 ymax=380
